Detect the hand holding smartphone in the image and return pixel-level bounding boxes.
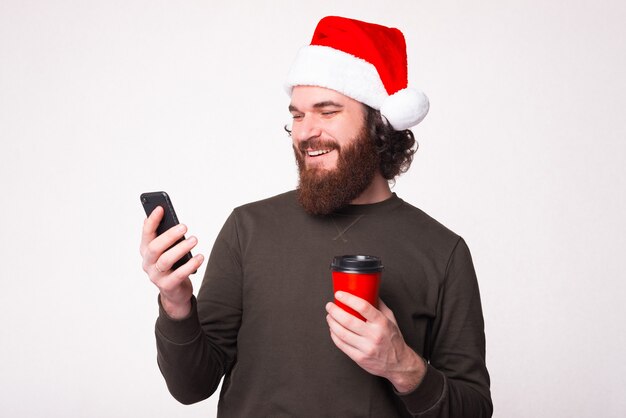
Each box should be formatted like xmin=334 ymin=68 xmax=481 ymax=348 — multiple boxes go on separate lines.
xmin=140 ymin=191 xmax=195 ymax=273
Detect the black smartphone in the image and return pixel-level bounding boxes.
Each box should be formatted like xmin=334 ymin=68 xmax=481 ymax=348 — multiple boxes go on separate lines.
xmin=140 ymin=191 xmax=195 ymax=273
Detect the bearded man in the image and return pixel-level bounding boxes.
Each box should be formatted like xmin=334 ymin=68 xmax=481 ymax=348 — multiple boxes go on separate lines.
xmin=140 ymin=16 xmax=492 ymax=418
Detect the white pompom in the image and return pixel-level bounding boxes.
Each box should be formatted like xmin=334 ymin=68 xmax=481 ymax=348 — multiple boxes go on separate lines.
xmin=380 ymin=88 xmax=429 ymax=130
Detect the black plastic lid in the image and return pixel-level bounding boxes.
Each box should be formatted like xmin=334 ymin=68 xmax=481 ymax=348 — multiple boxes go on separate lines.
xmin=330 ymin=255 xmax=383 ymax=273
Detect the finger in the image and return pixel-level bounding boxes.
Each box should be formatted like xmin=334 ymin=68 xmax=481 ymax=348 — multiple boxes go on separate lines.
xmin=326 ymin=310 xmax=367 ymax=351
xmin=140 ymin=206 xmax=164 ymax=253
xmin=326 ymin=300 xmax=367 ymax=335
xmin=335 ymin=291 xmax=380 ymax=323
xmin=378 ymin=299 xmax=398 ymax=324
xmin=329 ymin=323 xmax=364 ymax=360
xmin=151 ymin=254 xmax=204 ymax=291
xmin=152 ymin=223 xmax=188 ymax=251
xmin=159 ymin=236 xmax=199 ymax=271
xmin=144 ymin=224 xmax=188 ymax=265
xmin=171 ymin=253 xmax=205 ymax=280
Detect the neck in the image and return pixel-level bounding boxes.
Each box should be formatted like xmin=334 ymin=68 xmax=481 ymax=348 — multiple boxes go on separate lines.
xmin=350 ymin=173 xmax=392 ymax=205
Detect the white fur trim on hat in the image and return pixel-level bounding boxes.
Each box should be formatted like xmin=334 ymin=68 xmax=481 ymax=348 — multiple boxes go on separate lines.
xmin=285 ymin=45 xmax=388 ymax=110
xmin=286 ymin=44 xmax=429 ymax=130
xmin=380 ymin=88 xmax=430 ymax=130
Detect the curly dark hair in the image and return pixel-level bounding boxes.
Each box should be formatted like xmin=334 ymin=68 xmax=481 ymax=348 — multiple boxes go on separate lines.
xmin=284 ymin=105 xmax=418 ymax=181
xmin=364 ymin=105 xmax=417 ymax=180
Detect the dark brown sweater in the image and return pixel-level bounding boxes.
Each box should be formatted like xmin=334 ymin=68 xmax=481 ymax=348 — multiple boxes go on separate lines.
xmin=155 ymin=191 xmax=492 ymax=417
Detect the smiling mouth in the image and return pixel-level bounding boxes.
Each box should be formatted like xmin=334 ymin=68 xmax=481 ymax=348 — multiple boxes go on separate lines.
xmin=307 ymin=149 xmax=332 ymax=157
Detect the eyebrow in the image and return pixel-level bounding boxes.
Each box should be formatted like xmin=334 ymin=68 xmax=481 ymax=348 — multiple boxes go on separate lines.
xmin=288 ymin=101 xmax=344 ymax=112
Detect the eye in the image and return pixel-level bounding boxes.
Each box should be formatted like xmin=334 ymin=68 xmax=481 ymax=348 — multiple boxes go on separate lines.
xmin=291 ymin=113 xmax=304 ymax=121
xmin=321 ymin=111 xmax=338 ymax=116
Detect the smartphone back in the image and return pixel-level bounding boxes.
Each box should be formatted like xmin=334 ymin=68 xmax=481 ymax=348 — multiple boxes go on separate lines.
xmin=140 ymin=191 xmax=194 ymax=272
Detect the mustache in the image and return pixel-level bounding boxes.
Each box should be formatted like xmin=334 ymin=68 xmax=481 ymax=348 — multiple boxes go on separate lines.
xmin=297 ymin=139 xmax=340 ymax=153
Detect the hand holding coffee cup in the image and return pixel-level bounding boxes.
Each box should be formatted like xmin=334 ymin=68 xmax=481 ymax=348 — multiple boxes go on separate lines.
xmin=331 ymin=255 xmax=383 ymax=321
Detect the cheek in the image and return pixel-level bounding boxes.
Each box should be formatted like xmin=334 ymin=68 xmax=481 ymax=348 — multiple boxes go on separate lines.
xmin=330 ymin=117 xmax=364 ymax=147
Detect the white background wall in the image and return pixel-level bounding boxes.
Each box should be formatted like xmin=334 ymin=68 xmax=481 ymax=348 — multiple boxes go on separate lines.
xmin=1 ymin=1 xmax=625 ymax=417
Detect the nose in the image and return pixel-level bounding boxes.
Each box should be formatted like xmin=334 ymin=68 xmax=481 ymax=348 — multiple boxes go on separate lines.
xmin=292 ymin=114 xmax=322 ymax=143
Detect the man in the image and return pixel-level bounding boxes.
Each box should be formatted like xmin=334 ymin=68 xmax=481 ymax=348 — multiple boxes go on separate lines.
xmin=140 ymin=16 xmax=492 ymax=417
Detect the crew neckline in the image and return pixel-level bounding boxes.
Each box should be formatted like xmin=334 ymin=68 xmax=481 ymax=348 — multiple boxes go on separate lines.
xmin=333 ymin=193 xmax=404 ymax=215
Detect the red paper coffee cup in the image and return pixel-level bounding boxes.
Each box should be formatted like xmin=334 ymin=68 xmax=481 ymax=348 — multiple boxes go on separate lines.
xmin=331 ymin=255 xmax=383 ymax=321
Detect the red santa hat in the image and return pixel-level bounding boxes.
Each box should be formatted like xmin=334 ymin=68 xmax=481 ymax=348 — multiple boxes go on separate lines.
xmin=285 ymin=16 xmax=429 ymax=130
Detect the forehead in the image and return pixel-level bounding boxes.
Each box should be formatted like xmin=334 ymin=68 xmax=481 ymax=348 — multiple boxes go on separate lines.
xmin=289 ymin=85 xmax=362 ymax=109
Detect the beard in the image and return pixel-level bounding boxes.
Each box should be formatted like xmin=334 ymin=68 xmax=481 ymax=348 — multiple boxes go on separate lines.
xmin=294 ymin=127 xmax=380 ymax=216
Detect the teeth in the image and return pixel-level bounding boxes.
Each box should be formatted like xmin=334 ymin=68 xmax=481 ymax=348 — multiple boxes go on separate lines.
xmin=307 ymin=149 xmax=331 ymax=157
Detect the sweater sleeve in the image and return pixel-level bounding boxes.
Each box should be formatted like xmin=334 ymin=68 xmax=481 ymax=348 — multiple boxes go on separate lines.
xmin=397 ymin=237 xmax=493 ymax=417
xmin=154 ymin=212 xmax=243 ymax=405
